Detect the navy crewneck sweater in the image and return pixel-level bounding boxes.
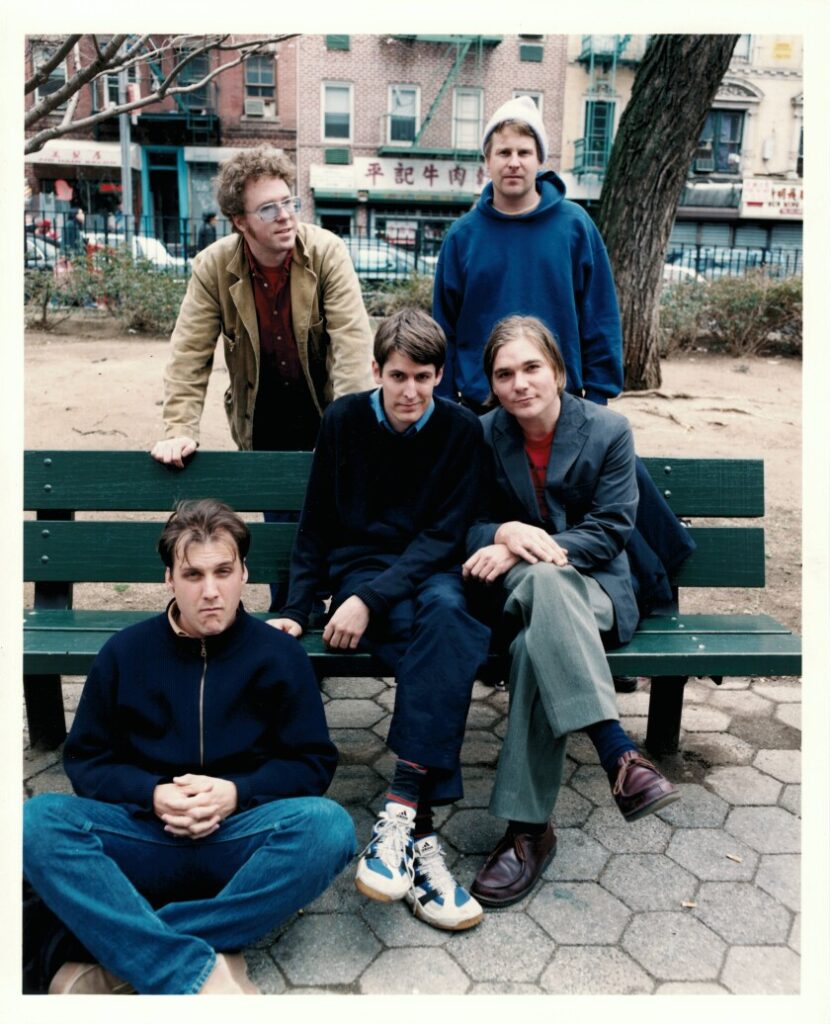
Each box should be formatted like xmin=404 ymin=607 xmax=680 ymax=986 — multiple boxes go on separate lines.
xmin=280 ymin=391 xmax=485 ymax=626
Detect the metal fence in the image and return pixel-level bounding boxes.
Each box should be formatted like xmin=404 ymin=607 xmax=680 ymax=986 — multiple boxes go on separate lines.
xmin=25 ymin=212 xmax=803 ymax=285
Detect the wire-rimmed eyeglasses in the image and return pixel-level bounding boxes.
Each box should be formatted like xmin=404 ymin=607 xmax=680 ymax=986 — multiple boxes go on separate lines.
xmin=247 ymin=197 xmax=302 ymax=222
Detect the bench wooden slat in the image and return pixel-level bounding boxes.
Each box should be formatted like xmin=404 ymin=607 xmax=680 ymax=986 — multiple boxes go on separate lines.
xmin=639 ymin=457 xmax=764 ymax=517
xmin=24 ymin=521 xmax=765 ymax=589
xmin=26 ymin=451 xmax=763 ymax=519
xmin=25 ymin=450 xmax=314 ymax=512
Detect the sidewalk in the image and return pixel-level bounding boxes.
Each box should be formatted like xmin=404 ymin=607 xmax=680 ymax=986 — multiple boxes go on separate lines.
xmin=23 ymin=672 xmax=801 ymax=995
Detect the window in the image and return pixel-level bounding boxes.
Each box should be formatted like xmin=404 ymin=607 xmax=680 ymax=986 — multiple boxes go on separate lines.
xmin=32 ymin=42 xmax=67 ymax=107
xmin=323 ymin=82 xmax=352 ymax=142
xmin=388 ymin=85 xmax=419 ymax=144
xmin=177 ymin=49 xmax=210 ymax=110
xmin=452 ymin=88 xmax=482 ymax=150
xmin=513 ymin=90 xmax=543 ymax=116
xmin=104 ymin=64 xmax=137 ymax=107
xmin=244 ymin=55 xmax=276 ymax=117
xmin=696 ymin=110 xmax=744 ymax=173
xmin=733 ymin=35 xmax=751 ymax=61
xmin=325 ymin=35 xmax=350 ymax=50
xmin=583 ymin=100 xmax=615 ymax=170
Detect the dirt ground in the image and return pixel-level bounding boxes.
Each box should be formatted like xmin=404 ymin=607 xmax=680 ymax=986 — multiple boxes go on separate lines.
xmin=23 ymin=315 xmax=802 ymax=632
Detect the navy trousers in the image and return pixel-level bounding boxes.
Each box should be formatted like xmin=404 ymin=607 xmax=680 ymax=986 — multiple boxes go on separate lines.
xmin=332 ymin=567 xmax=491 ymax=805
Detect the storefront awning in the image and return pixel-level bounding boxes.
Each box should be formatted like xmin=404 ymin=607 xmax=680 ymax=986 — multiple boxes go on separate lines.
xmin=25 ymin=138 xmax=142 ymax=171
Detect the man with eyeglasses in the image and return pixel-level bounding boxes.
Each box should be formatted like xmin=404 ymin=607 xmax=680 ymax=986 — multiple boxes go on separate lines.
xmin=152 ymin=146 xmax=373 ymax=466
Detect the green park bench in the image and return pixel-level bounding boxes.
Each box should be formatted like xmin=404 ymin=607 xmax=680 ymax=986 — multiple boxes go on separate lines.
xmin=24 ymin=450 xmax=801 ymax=756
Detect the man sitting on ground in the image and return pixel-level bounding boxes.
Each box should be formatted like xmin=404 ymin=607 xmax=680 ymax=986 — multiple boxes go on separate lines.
xmin=24 ymin=499 xmax=355 ymax=995
xmin=269 ymin=309 xmax=491 ymax=932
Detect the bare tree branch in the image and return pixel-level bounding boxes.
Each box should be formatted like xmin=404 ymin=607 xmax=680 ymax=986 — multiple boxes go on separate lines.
xmin=25 ymin=33 xmax=297 ymax=153
xmin=24 ymin=35 xmax=82 ymax=94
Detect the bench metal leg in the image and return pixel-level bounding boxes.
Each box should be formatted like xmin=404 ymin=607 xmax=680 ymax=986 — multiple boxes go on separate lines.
xmin=645 ymin=676 xmax=688 ymax=756
xmin=23 ymin=675 xmax=67 ymax=750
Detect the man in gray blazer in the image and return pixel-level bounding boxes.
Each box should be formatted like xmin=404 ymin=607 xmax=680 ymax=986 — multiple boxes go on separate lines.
xmin=463 ymin=316 xmax=678 ymax=907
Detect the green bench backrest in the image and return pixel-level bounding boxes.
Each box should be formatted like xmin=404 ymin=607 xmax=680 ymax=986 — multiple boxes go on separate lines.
xmin=24 ymin=451 xmax=766 ymax=589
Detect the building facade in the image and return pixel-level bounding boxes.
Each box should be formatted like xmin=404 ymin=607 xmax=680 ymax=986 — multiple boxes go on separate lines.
xmin=560 ymin=34 xmax=804 ymax=264
xmin=294 ymin=33 xmax=567 ymax=257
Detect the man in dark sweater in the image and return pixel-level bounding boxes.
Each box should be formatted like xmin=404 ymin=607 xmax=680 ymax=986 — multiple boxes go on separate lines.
xmin=269 ymin=309 xmax=491 ymax=932
xmin=23 ymin=500 xmax=355 ymax=995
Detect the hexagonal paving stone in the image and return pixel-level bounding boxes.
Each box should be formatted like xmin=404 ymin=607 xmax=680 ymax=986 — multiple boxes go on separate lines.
xmin=326 ymin=764 xmax=385 ymax=806
xmin=540 ymin=946 xmax=653 ymax=994
xmin=692 ymin=881 xmax=792 ymax=944
xmin=529 ymin=881 xmax=630 ymax=944
xmin=725 ymin=806 xmax=800 ymax=853
xmin=551 ymin=786 xmax=593 ymax=827
xmin=329 ymin=728 xmax=385 ymax=765
xmin=753 ymin=680 xmax=802 ymax=702
xmin=23 ymin=744 xmax=63 ymax=777
xmin=470 ymin=981 xmax=544 ymax=993
xmin=569 ymin=764 xmax=612 ymax=805
xmin=457 ymin=774 xmax=496 ymax=809
xmin=371 ymin=714 xmax=392 ymax=739
xmin=779 ymin=784 xmax=800 ymax=817
xmin=449 ymin=911 xmax=554 ymax=982
xmin=621 ymin=912 xmax=725 ymax=980
xmin=543 ymin=828 xmax=611 ymax=881
xmin=271 ymin=914 xmax=380 ymax=986
xmin=655 ymin=982 xmax=729 ymax=993
xmin=706 ymin=765 xmax=782 ymax=806
xmin=707 ymin=689 xmax=773 ymax=716
xmin=322 ymin=676 xmax=386 ymax=699
xmin=614 ymin=690 xmax=651 ymax=716
xmin=243 ymin=949 xmax=286 ymax=994
xmin=565 ymin=731 xmax=601 ymax=764
xmin=666 ymin=829 xmax=758 ymax=881
xmin=655 ymin=783 xmax=729 ymax=827
xmin=459 ymin=732 xmax=502 ymax=768
xmin=305 ymin=862 xmax=367 ymax=915
xmin=325 ymin=698 xmax=386 ymax=729
xmin=26 ymin=766 xmax=73 ymax=797
xmin=721 ymin=945 xmax=800 ymax=994
xmin=728 ymin=715 xmax=800 ymax=750
xmin=679 ymin=705 xmax=732 ymax=732
xmin=775 ymin=704 xmax=801 ymax=730
xmin=582 ymin=806 xmax=672 ymax=854
xmin=619 ymin=717 xmax=647 ymax=743
xmin=359 ymin=897 xmax=448 ymax=948
xmin=360 ymin=948 xmax=470 ymax=994
xmin=680 ymin=732 xmax=756 ymax=767
xmin=441 ymin=808 xmax=506 ymax=855
xmin=465 ymin=702 xmax=502 ymax=729
xmin=754 ymin=749 xmax=801 ymax=784
xmin=601 ymin=854 xmax=698 ymax=911
xmin=755 ymin=854 xmax=800 ymax=912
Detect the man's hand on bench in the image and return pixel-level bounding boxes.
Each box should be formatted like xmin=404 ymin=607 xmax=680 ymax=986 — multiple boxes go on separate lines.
xmin=322 ymin=596 xmax=370 ymax=650
xmin=150 ymin=436 xmax=198 ymax=469
xmin=267 ymin=618 xmax=304 ymax=638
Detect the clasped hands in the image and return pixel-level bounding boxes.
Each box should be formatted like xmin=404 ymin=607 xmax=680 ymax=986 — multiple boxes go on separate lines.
xmin=463 ymin=521 xmax=568 ymax=583
xmin=153 ymin=773 xmax=238 ymax=839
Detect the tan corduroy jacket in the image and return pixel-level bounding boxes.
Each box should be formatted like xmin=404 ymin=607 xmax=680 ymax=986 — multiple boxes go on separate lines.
xmin=162 ymin=225 xmax=374 ymax=450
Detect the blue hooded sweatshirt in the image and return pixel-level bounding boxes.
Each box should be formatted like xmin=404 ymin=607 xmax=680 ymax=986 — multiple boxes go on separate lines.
xmin=432 ymin=170 xmax=623 ymax=407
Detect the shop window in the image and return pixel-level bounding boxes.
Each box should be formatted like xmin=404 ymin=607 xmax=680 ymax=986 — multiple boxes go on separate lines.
xmin=32 ymin=42 xmax=67 ymax=108
xmin=388 ymin=85 xmax=419 ymax=144
xmin=452 ymin=88 xmax=482 ymax=150
xmin=696 ymin=109 xmax=744 ymax=174
xmin=323 ymin=82 xmax=352 ymax=142
xmin=244 ymin=56 xmax=276 ymax=117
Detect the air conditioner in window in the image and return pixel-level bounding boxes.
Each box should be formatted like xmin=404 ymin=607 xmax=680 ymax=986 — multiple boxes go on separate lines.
xmin=694 ymin=156 xmax=715 ymax=172
xmin=245 ymin=97 xmax=265 ymax=117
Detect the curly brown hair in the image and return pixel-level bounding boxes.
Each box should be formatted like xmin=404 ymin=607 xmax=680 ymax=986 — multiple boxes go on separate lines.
xmin=215 ymin=146 xmax=296 ymax=220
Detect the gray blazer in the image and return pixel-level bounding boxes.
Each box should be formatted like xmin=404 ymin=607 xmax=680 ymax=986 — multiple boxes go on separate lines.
xmin=467 ymin=391 xmax=640 ymax=645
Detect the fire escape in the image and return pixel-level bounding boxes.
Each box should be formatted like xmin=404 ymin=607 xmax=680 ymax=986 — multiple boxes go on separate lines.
xmin=571 ymin=34 xmax=636 ymax=179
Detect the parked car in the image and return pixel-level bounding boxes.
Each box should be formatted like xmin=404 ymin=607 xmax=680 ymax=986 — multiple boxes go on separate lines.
xmin=662 ymin=263 xmax=707 ymax=287
xmin=342 ymin=238 xmax=433 ymax=282
xmin=25 ymin=234 xmax=73 ymax=278
xmin=84 ymin=232 xmax=190 ymax=273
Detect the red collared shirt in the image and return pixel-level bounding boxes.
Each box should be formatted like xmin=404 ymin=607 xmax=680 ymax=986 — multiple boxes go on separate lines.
xmin=244 ymin=243 xmax=302 ymax=383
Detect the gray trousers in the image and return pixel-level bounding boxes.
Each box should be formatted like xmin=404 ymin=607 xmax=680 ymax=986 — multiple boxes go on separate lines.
xmin=489 ymin=562 xmax=620 ymax=823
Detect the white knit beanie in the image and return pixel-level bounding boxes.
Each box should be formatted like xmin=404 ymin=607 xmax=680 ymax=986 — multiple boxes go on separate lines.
xmin=481 ymin=95 xmax=548 ymax=164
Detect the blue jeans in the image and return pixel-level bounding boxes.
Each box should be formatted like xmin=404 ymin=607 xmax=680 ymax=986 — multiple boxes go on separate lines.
xmin=23 ymin=793 xmax=356 ymax=994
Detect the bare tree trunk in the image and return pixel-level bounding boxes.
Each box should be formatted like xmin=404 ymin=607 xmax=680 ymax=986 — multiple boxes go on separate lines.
xmin=596 ymin=35 xmax=739 ymax=390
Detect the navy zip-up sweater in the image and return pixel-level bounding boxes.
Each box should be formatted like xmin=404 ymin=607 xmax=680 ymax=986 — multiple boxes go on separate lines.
xmin=279 ymin=390 xmax=485 ymax=627
xmin=432 ymin=170 xmax=623 ymax=407
xmin=63 ymin=606 xmax=337 ymax=817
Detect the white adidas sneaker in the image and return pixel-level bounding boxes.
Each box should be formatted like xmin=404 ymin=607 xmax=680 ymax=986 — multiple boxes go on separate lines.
xmin=406 ymin=834 xmax=483 ymax=931
xmin=355 ymin=802 xmax=415 ymax=902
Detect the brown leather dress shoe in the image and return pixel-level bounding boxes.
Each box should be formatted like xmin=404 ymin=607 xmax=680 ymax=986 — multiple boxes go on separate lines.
xmin=610 ymin=750 xmax=680 ymax=822
xmin=471 ymin=822 xmax=557 ymax=907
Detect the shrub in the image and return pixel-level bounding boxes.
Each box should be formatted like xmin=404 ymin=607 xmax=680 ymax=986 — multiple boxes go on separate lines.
xmin=86 ymin=249 xmax=186 ymax=334
xmin=361 ymin=274 xmax=433 ymax=317
xmin=658 ymin=272 xmax=802 ymax=357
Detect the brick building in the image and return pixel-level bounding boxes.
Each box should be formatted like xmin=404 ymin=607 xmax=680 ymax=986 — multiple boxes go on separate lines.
xmin=294 ymin=33 xmax=568 ymax=257
xmin=24 ymin=34 xmax=297 ymax=248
